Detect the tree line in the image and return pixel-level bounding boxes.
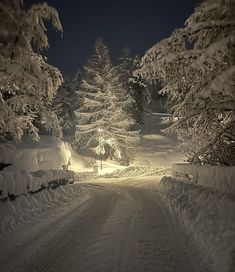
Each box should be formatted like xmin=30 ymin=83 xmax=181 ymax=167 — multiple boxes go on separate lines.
xmin=0 ymin=0 xmax=234 ymax=165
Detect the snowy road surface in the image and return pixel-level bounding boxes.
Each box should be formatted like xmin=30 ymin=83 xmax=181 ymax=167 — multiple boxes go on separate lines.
xmin=0 ymin=178 xmax=210 ymax=272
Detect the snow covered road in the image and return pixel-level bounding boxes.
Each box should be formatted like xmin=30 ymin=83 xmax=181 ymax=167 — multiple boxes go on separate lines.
xmin=0 ymin=179 xmax=210 ymax=272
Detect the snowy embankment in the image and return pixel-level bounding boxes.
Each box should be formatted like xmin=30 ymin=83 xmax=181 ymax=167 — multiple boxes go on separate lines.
xmin=159 ymin=177 xmax=235 ymax=272
xmin=0 ymin=169 xmax=74 ymax=201
xmin=172 ymin=163 xmax=235 ymax=193
xmin=0 ymin=183 xmax=83 ymax=235
xmin=101 ymin=165 xmax=171 ymax=178
xmin=0 ymin=135 xmax=92 ymax=172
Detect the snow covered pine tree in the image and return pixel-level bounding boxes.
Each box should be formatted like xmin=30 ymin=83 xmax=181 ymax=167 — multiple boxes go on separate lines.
xmin=53 ymin=75 xmax=80 ymax=137
xmin=117 ymin=48 xmax=150 ymax=129
xmin=0 ymin=0 xmax=63 ymax=143
xmin=136 ymin=0 xmax=235 ymax=165
xmin=75 ymin=39 xmax=139 ymax=164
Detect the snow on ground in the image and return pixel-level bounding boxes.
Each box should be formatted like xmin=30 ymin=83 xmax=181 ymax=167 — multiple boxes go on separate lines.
xmin=133 ymin=113 xmax=186 ymax=168
xmin=0 ymin=169 xmax=74 ymax=200
xmin=101 ymin=165 xmax=172 ymax=178
xmin=0 ymin=135 xmax=92 ymax=172
xmin=159 ymin=176 xmax=235 ymax=272
xmin=0 ymin=178 xmax=210 ymax=272
xmin=0 ymin=183 xmax=86 ymax=236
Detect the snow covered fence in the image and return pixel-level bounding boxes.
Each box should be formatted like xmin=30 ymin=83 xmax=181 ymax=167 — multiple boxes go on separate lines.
xmin=0 ymin=170 xmax=74 ymax=201
xmin=160 ymin=177 xmax=235 ymax=272
xmin=0 ymin=183 xmax=83 ymax=235
xmin=172 ymin=163 xmax=235 ymax=193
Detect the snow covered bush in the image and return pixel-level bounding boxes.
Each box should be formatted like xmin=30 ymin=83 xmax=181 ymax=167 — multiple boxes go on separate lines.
xmin=0 ymin=0 xmax=63 ymax=143
xmin=160 ymin=176 xmax=235 ymax=272
xmin=75 ymin=39 xmax=139 ymax=164
xmin=136 ymin=0 xmax=235 ymax=166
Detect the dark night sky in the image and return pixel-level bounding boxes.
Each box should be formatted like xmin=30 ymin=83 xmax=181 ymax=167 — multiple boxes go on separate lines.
xmin=26 ymin=0 xmax=198 ymax=76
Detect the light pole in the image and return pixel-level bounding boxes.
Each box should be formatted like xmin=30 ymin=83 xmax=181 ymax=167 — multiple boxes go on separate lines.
xmin=97 ymin=128 xmax=104 ymax=170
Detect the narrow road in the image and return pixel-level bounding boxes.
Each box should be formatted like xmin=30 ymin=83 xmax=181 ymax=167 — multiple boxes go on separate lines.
xmin=0 ymin=179 xmax=210 ymax=272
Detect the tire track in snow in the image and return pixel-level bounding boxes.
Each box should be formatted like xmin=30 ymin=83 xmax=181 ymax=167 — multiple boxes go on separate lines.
xmin=1 ymin=181 xmax=212 ymax=272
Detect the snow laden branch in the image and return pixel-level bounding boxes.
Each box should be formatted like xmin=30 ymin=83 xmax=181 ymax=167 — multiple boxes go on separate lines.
xmin=135 ymin=0 xmax=235 ymax=165
xmin=0 ymin=0 xmax=63 ymax=142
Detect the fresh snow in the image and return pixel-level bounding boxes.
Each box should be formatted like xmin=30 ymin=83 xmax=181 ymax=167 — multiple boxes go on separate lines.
xmin=0 ymin=178 xmax=210 ymax=272
xmin=172 ymin=163 xmax=235 ymax=193
xmin=133 ymin=113 xmax=186 ymax=167
xmin=159 ymin=176 xmax=235 ymax=272
xmin=0 ymin=135 xmax=92 ymax=173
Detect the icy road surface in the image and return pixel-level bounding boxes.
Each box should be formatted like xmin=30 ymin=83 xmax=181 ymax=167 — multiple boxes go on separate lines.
xmin=0 ymin=178 xmax=210 ymax=272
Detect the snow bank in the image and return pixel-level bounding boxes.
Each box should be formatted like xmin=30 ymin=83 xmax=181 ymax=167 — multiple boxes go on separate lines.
xmin=172 ymin=163 xmax=235 ymax=193
xmin=0 ymin=184 xmax=82 ymax=235
xmin=0 ymin=170 xmax=74 ymax=200
xmin=160 ymin=177 xmax=235 ymax=272
xmin=101 ymin=166 xmax=171 ymax=178
xmin=0 ymin=135 xmax=91 ymax=172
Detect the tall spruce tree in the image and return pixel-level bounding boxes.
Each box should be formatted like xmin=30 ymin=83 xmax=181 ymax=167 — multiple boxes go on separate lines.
xmin=75 ymin=39 xmax=139 ymax=163
xmin=53 ymin=76 xmax=79 ymax=137
xmin=117 ymin=48 xmax=149 ymax=128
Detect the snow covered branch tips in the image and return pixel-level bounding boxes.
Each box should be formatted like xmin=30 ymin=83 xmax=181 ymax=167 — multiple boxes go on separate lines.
xmin=75 ymin=39 xmax=139 ymax=164
xmin=136 ymin=0 xmax=235 ymax=166
xmin=0 ymin=0 xmax=63 ymax=143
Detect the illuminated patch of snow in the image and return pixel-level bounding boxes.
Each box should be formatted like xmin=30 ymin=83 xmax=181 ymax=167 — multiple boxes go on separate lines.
xmin=0 ymin=135 xmax=91 ymax=172
xmin=101 ymin=166 xmax=171 ymax=178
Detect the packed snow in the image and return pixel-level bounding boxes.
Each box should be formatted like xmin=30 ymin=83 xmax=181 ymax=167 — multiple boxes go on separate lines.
xmin=0 ymin=179 xmax=211 ymax=272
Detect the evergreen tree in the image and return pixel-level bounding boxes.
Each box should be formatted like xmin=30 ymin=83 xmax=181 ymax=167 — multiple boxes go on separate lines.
xmin=75 ymin=39 xmax=139 ymax=163
xmin=53 ymin=76 xmax=79 ymax=137
xmin=117 ymin=48 xmax=150 ymax=128
xmin=0 ymin=0 xmax=63 ymax=143
xmin=136 ymin=0 xmax=235 ymax=165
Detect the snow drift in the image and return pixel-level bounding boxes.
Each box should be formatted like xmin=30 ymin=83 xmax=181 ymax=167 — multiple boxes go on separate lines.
xmin=0 ymin=170 xmax=74 ymax=200
xmin=0 ymin=135 xmax=91 ymax=172
xmin=0 ymin=183 xmax=83 ymax=235
xmin=160 ymin=177 xmax=235 ymax=272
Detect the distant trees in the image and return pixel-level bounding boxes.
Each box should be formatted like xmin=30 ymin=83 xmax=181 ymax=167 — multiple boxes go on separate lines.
xmin=117 ymin=48 xmax=151 ymax=128
xmin=75 ymin=39 xmax=139 ymax=163
xmin=136 ymin=0 xmax=235 ymax=165
xmin=0 ymin=0 xmax=63 ymax=143
xmin=53 ymin=73 xmax=81 ymax=137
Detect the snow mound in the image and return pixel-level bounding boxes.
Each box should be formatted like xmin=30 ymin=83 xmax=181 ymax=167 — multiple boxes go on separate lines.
xmin=0 ymin=184 xmax=82 ymax=235
xmin=0 ymin=135 xmax=91 ymax=172
xmin=159 ymin=177 xmax=235 ymax=272
xmin=101 ymin=166 xmax=171 ymax=178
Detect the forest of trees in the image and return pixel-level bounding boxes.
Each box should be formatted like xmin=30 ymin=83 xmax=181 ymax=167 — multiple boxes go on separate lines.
xmin=0 ymin=0 xmax=234 ymax=165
